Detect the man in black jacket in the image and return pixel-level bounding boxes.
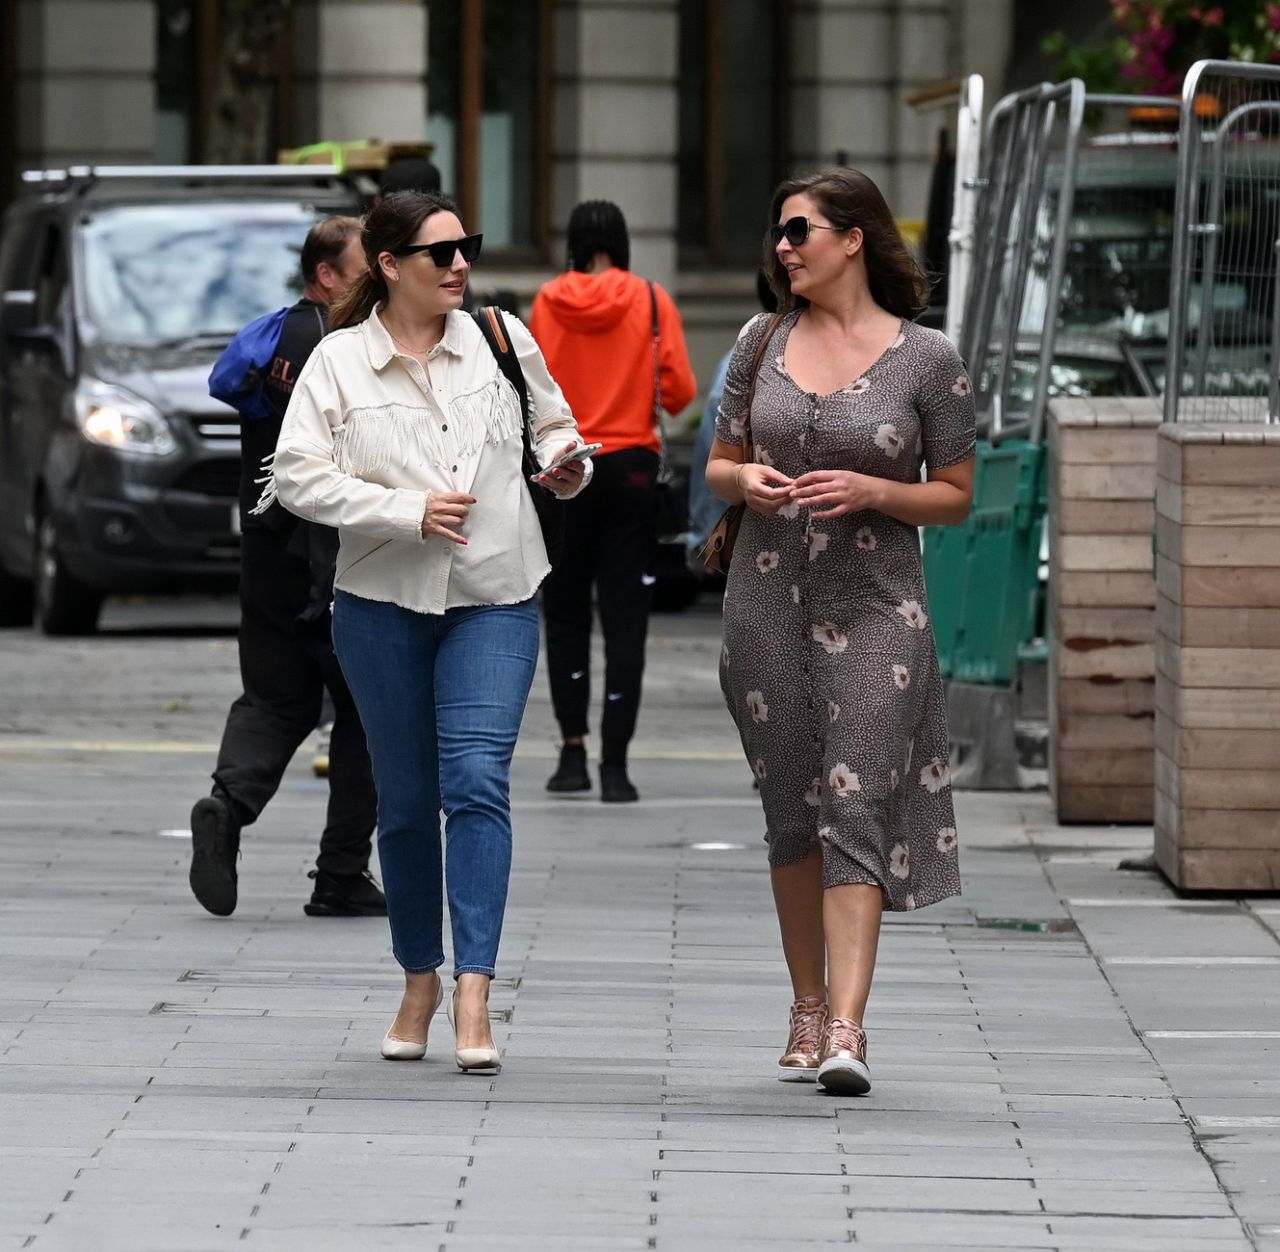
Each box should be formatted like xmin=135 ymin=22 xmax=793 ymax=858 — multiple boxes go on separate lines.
xmin=189 ymin=216 xmax=386 ymax=920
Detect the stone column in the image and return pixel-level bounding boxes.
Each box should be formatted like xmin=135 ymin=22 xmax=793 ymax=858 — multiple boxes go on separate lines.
xmin=1047 ymin=398 xmax=1161 ymax=824
xmin=295 ymin=0 xmax=428 ymax=146
xmin=1154 ymin=424 xmax=1280 ymax=890
xmin=15 ymin=0 xmax=155 ymax=169
xmin=550 ymin=0 xmax=679 ymax=289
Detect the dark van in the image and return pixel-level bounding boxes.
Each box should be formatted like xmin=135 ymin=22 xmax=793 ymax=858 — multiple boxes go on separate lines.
xmin=0 ymin=166 xmax=361 ymax=634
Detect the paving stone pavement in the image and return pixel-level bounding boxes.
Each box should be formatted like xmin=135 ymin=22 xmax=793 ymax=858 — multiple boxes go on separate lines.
xmin=1 ymin=597 xmax=1278 ymax=1251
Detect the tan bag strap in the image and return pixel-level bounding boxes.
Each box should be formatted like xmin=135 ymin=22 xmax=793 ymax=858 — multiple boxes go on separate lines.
xmin=741 ymin=313 xmax=785 ymax=462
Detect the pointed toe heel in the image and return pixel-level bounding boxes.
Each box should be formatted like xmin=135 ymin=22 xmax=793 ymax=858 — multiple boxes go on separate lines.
xmin=379 ymin=977 xmax=444 ymax=1061
xmin=447 ymin=989 xmax=502 ymax=1073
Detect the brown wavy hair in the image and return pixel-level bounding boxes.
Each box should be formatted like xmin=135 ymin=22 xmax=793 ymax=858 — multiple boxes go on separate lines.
xmin=329 ymin=191 xmax=461 ymax=330
xmin=763 ymin=168 xmax=929 ymax=320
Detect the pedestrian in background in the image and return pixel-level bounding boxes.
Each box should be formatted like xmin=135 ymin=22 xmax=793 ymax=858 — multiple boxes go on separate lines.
xmin=706 ymin=169 xmax=975 ymax=1095
xmin=189 ymin=215 xmax=386 ymax=921
xmin=530 ymin=201 xmax=696 ymax=803
xmin=266 ymin=192 xmax=589 ymax=1072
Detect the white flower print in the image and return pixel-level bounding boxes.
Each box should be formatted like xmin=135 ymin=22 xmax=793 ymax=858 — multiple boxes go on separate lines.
xmin=845 ymin=377 xmax=872 ymax=396
xmin=721 ymin=643 xmax=730 ymax=668
xmin=803 ymin=778 xmax=822 ymax=807
xmin=757 ymin=448 xmax=775 ymax=468
xmin=827 ymin=700 xmax=840 ymax=723
xmin=729 ymin=414 xmax=747 ymax=440
xmin=896 ymin=599 xmax=928 ymax=630
xmin=874 ymin=423 xmax=904 ymax=459
xmin=754 ymin=758 xmax=768 ymax=782
xmin=756 ymin=550 xmax=780 ymax=575
xmin=812 ymin=621 xmax=849 ymax=655
xmin=791 ymin=584 xmax=801 ymax=605
xmin=779 ymin=500 xmax=800 ymax=520
xmin=890 ymin=768 xmax=900 ymax=790
xmin=892 ymin=664 xmax=911 ymax=690
xmin=817 ymin=825 xmax=834 ymax=844
xmin=890 ymin=331 xmax=906 ymax=351
xmin=904 ymin=893 xmax=917 ymax=910
xmin=920 ymin=757 xmax=952 ymax=793
xmin=805 ymin=530 xmax=829 ymax=562
xmin=889 ymin=843 xmax=910 ymax=879
xmin=745 ymin=690 xmax=769 ymax=723
xmin=855 ymin=526 xmax=877 ymax=551
xmin=936 ymin=827 xmax=958 ymax=854
xmin=828 ymin=762 xmax=861 ymax=797
xmin=951 ymin=373 xmax=972 ymax=397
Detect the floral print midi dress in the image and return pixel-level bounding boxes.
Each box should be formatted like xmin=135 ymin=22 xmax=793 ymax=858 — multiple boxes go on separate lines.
xmin=716 ymin=311 xmax=976 ymax=910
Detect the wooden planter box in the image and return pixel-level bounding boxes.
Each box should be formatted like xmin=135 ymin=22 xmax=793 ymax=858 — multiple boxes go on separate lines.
xmin=1047 ymin=398 xmax=1162 ymax=823
xmin=1154 ymin=423 xmax=1280 ymax=890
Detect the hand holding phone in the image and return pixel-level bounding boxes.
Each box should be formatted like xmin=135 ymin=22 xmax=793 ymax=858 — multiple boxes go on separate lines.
xmin=534 ymin=442 xmax=603 ymax=478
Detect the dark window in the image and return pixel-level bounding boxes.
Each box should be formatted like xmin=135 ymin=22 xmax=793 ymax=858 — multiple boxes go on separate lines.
xmin=679 ymin=0 xmax=792 ymax=265
xmin=427 ymin=0 xmax=551 ymax=257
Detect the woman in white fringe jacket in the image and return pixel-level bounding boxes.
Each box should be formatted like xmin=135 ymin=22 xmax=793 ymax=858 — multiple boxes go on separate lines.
xmin=264 ymin=191 xmax=589 ymax=1073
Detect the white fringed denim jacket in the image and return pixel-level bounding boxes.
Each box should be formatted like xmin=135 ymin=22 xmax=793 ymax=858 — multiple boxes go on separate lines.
xmin=260 ymin=305 xmax=590 ymax=614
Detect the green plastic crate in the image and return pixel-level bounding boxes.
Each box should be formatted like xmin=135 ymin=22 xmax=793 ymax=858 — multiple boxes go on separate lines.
xmin=923 ymin=440 xmax=1046 ymax=686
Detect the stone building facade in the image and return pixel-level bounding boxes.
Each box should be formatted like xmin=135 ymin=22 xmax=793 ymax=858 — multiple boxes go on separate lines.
xmin=6 ymin=0 xmax=1013 ymax=389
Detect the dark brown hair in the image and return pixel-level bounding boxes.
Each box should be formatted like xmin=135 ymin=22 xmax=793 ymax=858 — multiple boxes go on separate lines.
xmin=329 ymin=191 xmax=461 ymax=330
xmin=300 ymin=215 xmax=362 ymax=285
xmin=764 ymin=168 xmax=929 ymax=320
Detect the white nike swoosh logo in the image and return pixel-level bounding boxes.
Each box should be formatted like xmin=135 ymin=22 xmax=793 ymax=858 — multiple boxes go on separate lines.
xmin=641 ymin=575 xmax=657 ymax=586
xmin=607 ymin=692 xmax=624 ymax=701
xmin=570 ymin=670 xmax=586 ymax=680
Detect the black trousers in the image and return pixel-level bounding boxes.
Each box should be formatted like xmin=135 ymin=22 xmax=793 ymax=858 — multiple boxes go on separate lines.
xmin=211 ymin=526 xmax=377 ymax=876
xmin=541 ymin=446 xmax=658 ymax=764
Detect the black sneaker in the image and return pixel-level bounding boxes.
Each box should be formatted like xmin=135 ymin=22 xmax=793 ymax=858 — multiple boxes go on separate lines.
xmin=546 ymin=743 xmax=591 ymax=793
xmin=189 ymin=796 xmax=241 ymax=917
xmin=304 ymin=869 xmax=388 ymax=917
xmin=600 ymin=762 xmax=639 ymax=803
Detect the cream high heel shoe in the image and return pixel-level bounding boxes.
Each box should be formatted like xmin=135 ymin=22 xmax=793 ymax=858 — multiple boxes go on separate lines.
xmin=447 ymin=988 xmax=501 ymax=1073
xmin=380 ymin=977 xmax=444 ymax=1060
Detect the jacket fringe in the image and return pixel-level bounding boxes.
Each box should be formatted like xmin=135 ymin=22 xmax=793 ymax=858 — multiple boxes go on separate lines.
xmin=249 ymin=451 xmax=278 ymax=516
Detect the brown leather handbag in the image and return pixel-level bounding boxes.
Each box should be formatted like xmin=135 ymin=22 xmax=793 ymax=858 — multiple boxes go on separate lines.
xmin=700 ymin=314 xmax=784 ymax=575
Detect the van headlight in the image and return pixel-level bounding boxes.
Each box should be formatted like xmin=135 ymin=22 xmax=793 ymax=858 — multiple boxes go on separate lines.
xmin=74 ymin=380 xmax=177 ymax=457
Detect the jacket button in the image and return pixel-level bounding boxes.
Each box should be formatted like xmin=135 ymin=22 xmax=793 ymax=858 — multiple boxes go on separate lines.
xmin=451 ymin=465 xmax=458 ymax=472
xmin=441 ymin=423 xmax=448 ymax=432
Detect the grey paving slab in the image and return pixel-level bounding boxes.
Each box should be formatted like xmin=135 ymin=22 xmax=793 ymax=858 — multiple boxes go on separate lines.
xmin=1 ymin=599 xmax=1275 ymax=1248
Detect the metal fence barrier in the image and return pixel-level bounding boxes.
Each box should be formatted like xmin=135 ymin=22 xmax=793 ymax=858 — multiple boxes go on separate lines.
xmin=1166 ymin=60 xmax=1280 ymax=424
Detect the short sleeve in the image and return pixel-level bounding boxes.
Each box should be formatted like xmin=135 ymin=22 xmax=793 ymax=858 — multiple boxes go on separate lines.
xmin=713 ymin=313 xmax=776 ymax=446
xmin=917 ymin=331 xmax=977 ymax=471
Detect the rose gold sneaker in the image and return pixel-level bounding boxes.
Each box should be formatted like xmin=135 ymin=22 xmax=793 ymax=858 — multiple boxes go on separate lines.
xmin=777 ymin=995 xmax=828 ymax=1082
xmin=817 ymin=1017 xmax=871 ymax=1095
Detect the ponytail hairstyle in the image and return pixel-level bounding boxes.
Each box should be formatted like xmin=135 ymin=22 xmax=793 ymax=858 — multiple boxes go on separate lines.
xmin=565 ymin=199 xmax=631 ymax=272
xmin=329 ymin=190 xmax=461 ymax=330
xmin=763 ymin=168 xmax=930 ymax=320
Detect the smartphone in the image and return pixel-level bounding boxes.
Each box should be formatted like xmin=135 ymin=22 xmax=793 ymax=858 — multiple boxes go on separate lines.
xmin=535 ymin=443 xmax=604 ymax=476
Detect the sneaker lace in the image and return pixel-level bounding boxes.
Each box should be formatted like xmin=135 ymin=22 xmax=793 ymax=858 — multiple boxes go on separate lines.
xmin=789 ymin=997 xmax=827 ymax=1052
xmin=826 ymin=1017 xmax=866 ymax=1056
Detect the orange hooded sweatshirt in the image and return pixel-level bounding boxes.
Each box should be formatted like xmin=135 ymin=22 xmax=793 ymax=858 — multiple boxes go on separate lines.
xmin=529 ymin=268 xmax=697 ymax=456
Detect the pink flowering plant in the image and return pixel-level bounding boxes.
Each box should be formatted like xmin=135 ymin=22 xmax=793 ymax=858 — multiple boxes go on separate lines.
xmin=1046 ymin=1 xmax=1280 ymax=94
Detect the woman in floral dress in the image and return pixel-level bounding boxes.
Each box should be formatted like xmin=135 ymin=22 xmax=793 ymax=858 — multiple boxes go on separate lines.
xmin=706 ymin=169 xmax=975 ymax=1096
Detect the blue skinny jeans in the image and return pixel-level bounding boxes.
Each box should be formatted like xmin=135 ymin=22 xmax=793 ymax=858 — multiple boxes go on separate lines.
xmin=332 ymin=591 xmax=539 ymax=977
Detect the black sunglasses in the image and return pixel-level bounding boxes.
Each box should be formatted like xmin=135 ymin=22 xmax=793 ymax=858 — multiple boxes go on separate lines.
xmin=393 ymin=233 xmax=484 ymax=266
xmin=768 ymin=216 xmax=848 ymax=248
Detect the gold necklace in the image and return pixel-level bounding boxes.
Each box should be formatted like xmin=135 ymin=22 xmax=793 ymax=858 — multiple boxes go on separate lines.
xmin=384 ymin=317 xmax=440 ymax=357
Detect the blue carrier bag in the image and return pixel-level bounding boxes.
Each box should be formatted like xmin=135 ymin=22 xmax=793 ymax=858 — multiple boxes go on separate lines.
xmin=208 ymin=306 xmax=289 ymax=419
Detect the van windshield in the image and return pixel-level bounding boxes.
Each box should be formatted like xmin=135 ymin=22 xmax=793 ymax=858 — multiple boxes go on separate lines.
xmin=80 ymin=202 xmax=333 ymax=345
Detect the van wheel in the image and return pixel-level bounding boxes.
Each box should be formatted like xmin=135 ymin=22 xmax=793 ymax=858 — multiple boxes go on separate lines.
xmin=35 ymin=513 xmax=101 ymax=636
xmin=0 ymin=564 xmax=34 ymax=627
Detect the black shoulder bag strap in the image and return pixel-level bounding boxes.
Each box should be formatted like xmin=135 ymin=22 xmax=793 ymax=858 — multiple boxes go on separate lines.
xmin=471 ymin=306 xmax=564 ymax=566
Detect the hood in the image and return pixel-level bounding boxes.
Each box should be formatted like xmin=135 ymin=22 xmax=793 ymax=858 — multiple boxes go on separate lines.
xmin=84 ymin=340 xmax=238 ymax=417
xmin=537 ymin=269 xmax=643 ymax=333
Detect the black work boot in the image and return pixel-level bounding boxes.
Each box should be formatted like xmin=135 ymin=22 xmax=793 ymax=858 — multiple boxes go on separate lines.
xmin=189 ymin=795 xmax=241 ymax=916
xmin=304 ymin=869 xmax=388 ymax=917
xmin=600 ymin=762 xmax=639 ymax=804
xmin=546 ymin=743 xmax=591 ymax=793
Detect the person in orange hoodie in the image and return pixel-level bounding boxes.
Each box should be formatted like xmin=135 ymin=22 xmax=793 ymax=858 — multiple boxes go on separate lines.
xmin=530 ymin=200 xmax=697 ymax=802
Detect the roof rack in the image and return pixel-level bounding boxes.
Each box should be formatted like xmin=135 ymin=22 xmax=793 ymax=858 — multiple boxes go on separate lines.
xmin=21 ymin=164 xmax=343 ymax=187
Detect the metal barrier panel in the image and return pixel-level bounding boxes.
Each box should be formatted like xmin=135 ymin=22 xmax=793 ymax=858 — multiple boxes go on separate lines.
xmin=1166 ymin=60 xmax=1280 ymax=424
